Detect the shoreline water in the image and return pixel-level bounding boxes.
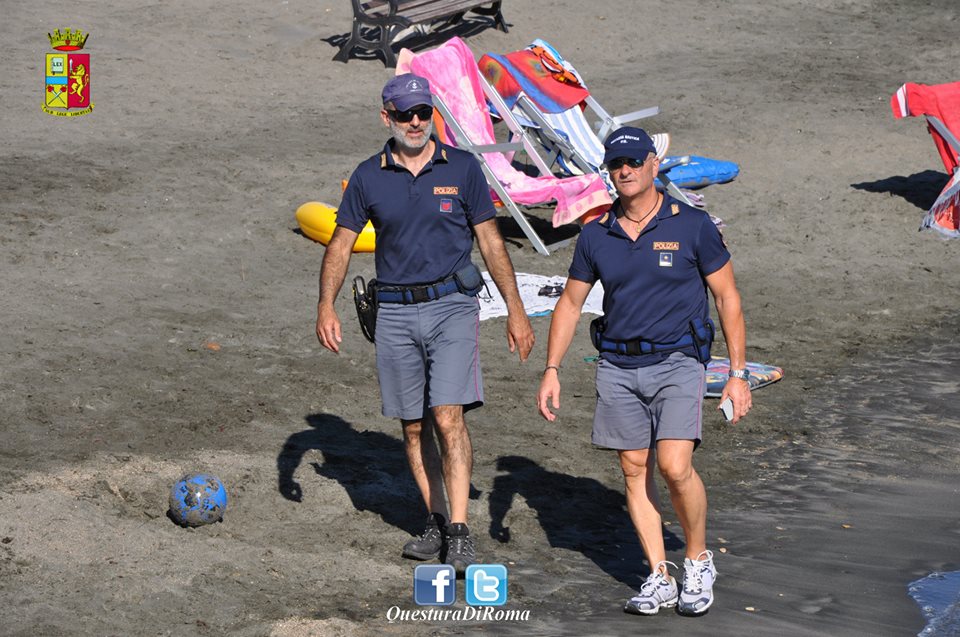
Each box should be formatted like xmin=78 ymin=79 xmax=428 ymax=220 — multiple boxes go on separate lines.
xmin=910 ymin=571 xmax=960 ymax=637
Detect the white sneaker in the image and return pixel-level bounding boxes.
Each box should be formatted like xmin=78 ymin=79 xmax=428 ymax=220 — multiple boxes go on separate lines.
xmin=624 ymin=560 xmax=679 ymax=615
xmin=678 ymin=550 xmax=717 ymax=616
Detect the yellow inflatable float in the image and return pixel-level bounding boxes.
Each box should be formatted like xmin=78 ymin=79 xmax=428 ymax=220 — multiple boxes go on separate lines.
xmin=296 ymin=201 xmax=376 ymax=252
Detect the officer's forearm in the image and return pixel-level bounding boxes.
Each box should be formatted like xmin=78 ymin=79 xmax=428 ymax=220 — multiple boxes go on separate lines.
xmin=545 ymin=294 xmax=581 ymax=368
xmin=475 ymin=223 xmax=524 ymax=316
xmin=715 ymin=291 xmax=746 ymax=369
xmin=318 ymin=227 xmax=357 ymax=307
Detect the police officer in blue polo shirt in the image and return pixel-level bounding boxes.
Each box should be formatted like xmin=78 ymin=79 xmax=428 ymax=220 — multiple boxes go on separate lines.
xmin=316 ymin=73 xmax=534 ymax=574
xmin=536 ymin=126 xmax=751 ymax=616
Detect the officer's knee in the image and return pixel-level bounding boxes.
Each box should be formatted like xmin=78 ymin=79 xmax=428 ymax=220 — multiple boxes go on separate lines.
xmin=402 ymin=419 xmax=426 ymax=442
xmin=431 ymin=405 xmax=465 ymax=434
xmin=618 ymin=449 xmax=653 ymax=480
xmin=658 ymin=460 xmax=693 ymax=485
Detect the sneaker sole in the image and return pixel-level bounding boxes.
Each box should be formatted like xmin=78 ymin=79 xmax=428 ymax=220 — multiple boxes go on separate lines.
xmin=677 ymin=597 xmax=713 ymax=617
xmin=402 ymin=548 xmax=441 ymax=560
xmin=624 ymin=599 xmax=678 ymax=616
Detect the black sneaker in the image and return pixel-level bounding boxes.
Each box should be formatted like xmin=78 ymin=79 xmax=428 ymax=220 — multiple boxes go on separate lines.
xmin=444 ymin=522 xmax=476 ymax=574
xmin=402 ymin=513 xmax=446 ymax=560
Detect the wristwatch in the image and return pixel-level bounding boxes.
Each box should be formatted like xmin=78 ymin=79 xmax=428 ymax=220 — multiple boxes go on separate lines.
xmin=729 ymin=368 xmax=750 ymax=381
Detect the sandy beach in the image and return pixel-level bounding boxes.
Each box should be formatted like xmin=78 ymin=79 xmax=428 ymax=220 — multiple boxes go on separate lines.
xmin=2 ymin=0 xmax=959 ymax=635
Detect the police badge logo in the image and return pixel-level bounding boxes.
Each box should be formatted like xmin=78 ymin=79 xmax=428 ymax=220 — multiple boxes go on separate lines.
xmin=43 ymin=29 xmax=93 ymax=117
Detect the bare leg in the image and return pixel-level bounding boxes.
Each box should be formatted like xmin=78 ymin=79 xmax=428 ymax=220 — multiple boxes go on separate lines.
xmin=619 ymin=448 xmax=668 ymax=572
xmin=431 ymin=404 xmax=472 ymax=524
xmin=402 ymin=414 xmax=449 ymax=519
xmin=656 ymin=439 xmax=707 ymax=559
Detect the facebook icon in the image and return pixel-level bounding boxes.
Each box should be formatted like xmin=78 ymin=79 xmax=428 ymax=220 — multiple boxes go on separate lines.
xmin=413 ymin=564 xmax=456 ymax=606
xmin=465 ymin=564 xmax=508 ymax=606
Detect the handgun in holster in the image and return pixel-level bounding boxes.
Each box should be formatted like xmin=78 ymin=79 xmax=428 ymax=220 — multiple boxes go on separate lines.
xmin=352 ymin=276 xmax=378 ymax=343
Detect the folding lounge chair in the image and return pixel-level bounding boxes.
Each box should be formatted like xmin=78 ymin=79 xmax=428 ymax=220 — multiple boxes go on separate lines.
xmin=892 ymin=82 xmax=960 ymax=237
xmin=478 ymin=41 xmax=695 ymax=205
xmin=509 ymin=90 xmax=680 ymax=198
xmin=479 ymin=40 xmax=737 ymax=207
xmin=396 ymin=37 xmax=612 ymax=254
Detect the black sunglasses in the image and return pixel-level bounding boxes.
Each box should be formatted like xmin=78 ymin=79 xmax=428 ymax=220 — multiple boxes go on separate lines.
xmin=386 ymin=106 xmax=434 ymax=123
xmin=604 ymin=156 xmax=648 ymax=171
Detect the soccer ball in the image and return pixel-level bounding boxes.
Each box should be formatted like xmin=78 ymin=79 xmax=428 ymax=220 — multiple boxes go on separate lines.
xmin=168 ymin=473 xmax=228 ymax=527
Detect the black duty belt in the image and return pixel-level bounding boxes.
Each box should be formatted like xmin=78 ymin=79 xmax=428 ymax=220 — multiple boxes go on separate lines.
xmin=375 ymin=278 xmax=460 ymax=304
xmin=595 ymin=332 xmax=699 ymax=357
xmin=591 ymin=316 xmax=715 ymax=364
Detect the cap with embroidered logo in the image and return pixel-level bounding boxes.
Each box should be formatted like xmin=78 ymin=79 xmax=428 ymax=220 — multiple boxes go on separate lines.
xmin=382 ymin=73 xmax=433 ymax=112
xmin=603 ymin=126 xmax=657 ymax=165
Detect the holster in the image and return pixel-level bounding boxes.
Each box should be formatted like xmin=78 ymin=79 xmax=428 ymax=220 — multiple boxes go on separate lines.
xmin=452 ymin=262 xmax=484 ymax=297
xmin=352 ymin=276 xmax=378 ymax=343
xmin=590 ymin=316 xmax=605 ymax=351
xmin=688 ymin=316 xmax=715 ymax=364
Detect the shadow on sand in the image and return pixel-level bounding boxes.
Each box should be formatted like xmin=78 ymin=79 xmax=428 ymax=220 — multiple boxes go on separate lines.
xmin=489 ymin=455 xmax=683 ymax=590
xmin=851 ymin=170 xmax=947 ymax=211
xmin=277 ymin=413 xmax=424 ymax=533
xmin=323 ymin=16 xmax=504 ymax=66
xmin=277 ymin=413 xmax=481 ymax=535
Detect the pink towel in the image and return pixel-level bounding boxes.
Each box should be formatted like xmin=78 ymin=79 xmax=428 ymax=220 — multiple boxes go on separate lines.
xmin=397 ymin=38 xmax=611 ymax=227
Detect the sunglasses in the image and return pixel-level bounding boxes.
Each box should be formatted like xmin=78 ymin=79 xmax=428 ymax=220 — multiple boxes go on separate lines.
xmin=604 ymin=156 xmax=649 ymax=171
xmin=386 ymin=106 xmax=434 ymax=123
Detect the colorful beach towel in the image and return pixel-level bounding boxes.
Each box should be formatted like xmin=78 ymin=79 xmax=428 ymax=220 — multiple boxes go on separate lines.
xmin=892 ymin=82 xmax=960 ymax=237
xmin=478 ymin=49 xmax=588 ymax=114
xmin=397 ymin=38 xmax=611 ymax=227
xmin=704 ymin=358 xmax=784 ymax=397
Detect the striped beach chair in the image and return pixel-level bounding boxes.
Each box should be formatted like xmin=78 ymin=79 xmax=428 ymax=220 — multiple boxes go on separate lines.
xmin=479 ymin=40 xmax=699 ymax=205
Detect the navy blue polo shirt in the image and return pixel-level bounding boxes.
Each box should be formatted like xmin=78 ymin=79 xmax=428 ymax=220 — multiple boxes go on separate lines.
xmin=336 ymin=136 xmax=496 ymax=286
xmin=569 ymin=195 xmax=730 ymax=368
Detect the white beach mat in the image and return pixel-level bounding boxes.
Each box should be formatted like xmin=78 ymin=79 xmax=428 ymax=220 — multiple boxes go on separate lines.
xmin=479 ymin=272 xmax=604 ymax=321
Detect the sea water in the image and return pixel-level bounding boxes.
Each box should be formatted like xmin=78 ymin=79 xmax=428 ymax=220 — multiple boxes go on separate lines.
xmin=909 ymin=571 xmax=960 ymax=637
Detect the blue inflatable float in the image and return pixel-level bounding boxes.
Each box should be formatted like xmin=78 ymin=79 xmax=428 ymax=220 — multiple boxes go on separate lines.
xmin=656 ymin=155 xmax=740 ymax=190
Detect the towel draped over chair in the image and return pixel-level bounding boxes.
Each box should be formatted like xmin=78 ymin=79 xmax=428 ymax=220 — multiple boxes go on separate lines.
xmin=397 ymin=37 xmax=611 ymax=227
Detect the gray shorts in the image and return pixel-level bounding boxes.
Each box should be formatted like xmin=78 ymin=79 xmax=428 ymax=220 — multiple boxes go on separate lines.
xmin=375 ymin=292 xmax=483 ymax=420
xmin=592 ymin=352 xmax=705 ymax=450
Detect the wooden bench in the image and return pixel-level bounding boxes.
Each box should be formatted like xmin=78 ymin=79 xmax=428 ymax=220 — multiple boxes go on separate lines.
xmin=333 ymin=0 xmax=508 ymax=67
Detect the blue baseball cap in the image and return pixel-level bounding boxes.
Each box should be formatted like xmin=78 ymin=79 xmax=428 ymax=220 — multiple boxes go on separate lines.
xmin=603 ymin=126 xmax=656 ymax=164
xmin=382 ymin=73 xmax=433 ymax=112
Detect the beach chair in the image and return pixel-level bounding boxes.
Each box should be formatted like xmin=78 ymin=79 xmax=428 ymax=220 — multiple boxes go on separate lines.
xmin=479 ymin=40 xmax=737 ymax=206
xmin=396 ymin=37 xmax=612 ymax=254
xmin=892 ymin=82 xmax=960 ymax=237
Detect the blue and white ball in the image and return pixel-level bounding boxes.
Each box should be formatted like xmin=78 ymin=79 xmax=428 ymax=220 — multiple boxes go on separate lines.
xmin=168 ymin=473 xmax=228 ymax=527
